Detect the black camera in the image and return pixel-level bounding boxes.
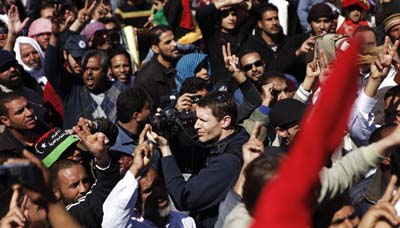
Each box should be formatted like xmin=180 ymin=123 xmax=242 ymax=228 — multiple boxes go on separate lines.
xmin=191 ymin=95 xmax=202 ymax=103
xmin=0 ymin=163 xmax=43 ymax=191
xmin=149 ymin=108 xmax=197 ymax=134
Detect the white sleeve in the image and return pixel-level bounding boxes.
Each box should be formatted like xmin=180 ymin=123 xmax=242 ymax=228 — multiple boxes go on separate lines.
xmin=348 ymin=90 xmax=377 ymax=146
xmin=102 ymin=171 xmax=139 ymax=228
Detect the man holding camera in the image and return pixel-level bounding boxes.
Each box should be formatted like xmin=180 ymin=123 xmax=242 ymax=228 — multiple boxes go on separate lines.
xmin=153 ymin=91 xmax=248 ymax=228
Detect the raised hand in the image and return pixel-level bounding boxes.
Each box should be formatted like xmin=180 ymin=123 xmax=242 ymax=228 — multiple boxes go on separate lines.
xmin=73 ymin=118 xmax=110 ymax=168
xmin=358 ymin=175 xmax=400 ymax=228
xmin=77 ymin=0 xmax=96 ymax=24
xmin=7 ymin=4 xmax=29 ymax=36
xmin=51 ymin=4 xmax=73 ymax=36
xmin=129 ymin=141 xmax=153 ymax=177
xmin=242 ymin=122 xmax=264 ymax=167
xmin=176 ymin=93 xmax=195 ymax=111
xmin=0 ymin=187 xmax=28 ymax=228
xmin=370 ymin=36 xmax=400 ymax=80
xmin=222 ymin=42 xmax=240 ymax=73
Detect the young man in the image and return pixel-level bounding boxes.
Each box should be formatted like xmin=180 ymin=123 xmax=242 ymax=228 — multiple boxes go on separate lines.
xmin=241 ymin=4 xmax=298 ymax=77
xmin=135 ymin=25 xmax=181 ymax=108
xmin=196 ymin=0 xmax=257 ymax=91
xmin=0 ymin=92 xmax=48 ymax=154
xmin=156 ymin=91 xmax=249 ymax=228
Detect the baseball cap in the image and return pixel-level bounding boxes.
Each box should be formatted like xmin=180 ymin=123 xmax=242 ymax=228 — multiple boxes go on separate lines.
xmin=270 ymin=98 xmax=306 ymax=129
xmin=35 ymin=128 xmax=81 ymax=168
xmin=0 ymin=50 xmax=18 ymax=72
xmin=64 ymin=35 xmax=89 ymax=58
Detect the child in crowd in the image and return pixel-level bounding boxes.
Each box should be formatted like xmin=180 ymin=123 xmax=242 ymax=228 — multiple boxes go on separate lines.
xmin=336 ymin=0 xmax=370 ymax=36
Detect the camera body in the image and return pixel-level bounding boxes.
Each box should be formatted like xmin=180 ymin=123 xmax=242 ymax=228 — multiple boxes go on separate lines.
xmin=149 ymin=108 xmax=197 ymax=134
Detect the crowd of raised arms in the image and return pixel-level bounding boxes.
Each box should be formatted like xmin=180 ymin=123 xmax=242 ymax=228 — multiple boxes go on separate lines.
xmin=3 ymin=0 xmax=400 ymax=227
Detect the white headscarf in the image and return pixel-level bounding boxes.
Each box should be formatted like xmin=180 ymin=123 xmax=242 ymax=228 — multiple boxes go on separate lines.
xmin=14 ymin=36 xmax=47 ymax=87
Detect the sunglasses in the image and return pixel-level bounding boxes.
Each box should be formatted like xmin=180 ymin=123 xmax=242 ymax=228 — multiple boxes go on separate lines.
xmin=242 ymin=60 xmax=264 ymax=72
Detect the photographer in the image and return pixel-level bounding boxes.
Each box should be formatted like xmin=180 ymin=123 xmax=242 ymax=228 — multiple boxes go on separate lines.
xmin=170 ymin=77 xmax=210 ymax=174
xmin=151 ymin=91 xmax=249 ymax=228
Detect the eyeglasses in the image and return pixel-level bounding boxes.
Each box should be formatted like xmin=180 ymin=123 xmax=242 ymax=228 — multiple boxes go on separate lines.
xmin=242 ymin=60 xmax=264 ymax=72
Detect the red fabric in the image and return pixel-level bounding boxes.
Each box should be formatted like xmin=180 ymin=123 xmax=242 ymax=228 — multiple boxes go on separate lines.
xmin=179 ymin=0 xmax=194 ymax=30
xmin=43 ymin=83 xmax=64 ymax=119
xmin=337 ymin=19 xmax=369 ymax=36
xmin=342 ymin=0 xmax=370 ymax=10
xmin=251 ymin=40 xmax=360 ymax=228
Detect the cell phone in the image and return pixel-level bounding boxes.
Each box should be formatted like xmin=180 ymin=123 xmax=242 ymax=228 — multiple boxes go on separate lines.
xmin=0 ymin=163 xmax=43 ymax=191
xmin=191 ymin=95 xmax=202 ymax=103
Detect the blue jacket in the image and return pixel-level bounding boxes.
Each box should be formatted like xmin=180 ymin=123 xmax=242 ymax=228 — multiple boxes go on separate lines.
xmin=161 ymin=127 xmax=248 ymax=228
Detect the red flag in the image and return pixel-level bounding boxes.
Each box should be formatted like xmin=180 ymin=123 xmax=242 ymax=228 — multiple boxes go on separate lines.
xmin=251 ymin=40 xmax=360 ymax=228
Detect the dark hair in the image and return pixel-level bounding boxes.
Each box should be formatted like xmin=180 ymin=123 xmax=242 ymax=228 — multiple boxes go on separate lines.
xmin=50 ymin=159 xmax=82 ymax=189
xmin=98 ymin=17 xmax=119 ymax=30
xmin=313 ymin=193 xmax=355 ymax=228
xmin=109 ymin=47 xmax=132 ymax=66
xmin=81 ymin=49 xmax=109 ymax=73
xmin=109 ymin=47 xmax=132 ymax=77
xmin=116 ymin=88 xmax=149 ymax=123
xmin=197 ymin=91 xmax=237 ymax=128
xmin=180 ymin=77 xmax=209 ymax=95
xmin=261 ymin=71 xmax=287 ymax=86
xmin=0 ymin=92 xmax=24 ymax=117
xmin=258 ymin=3 xmax=279 ymax=21
xmin=384 ymin=86 xmax=400 ymax=124
xmin=148 ymin=25 xmax=173 ymax=46
xmin=242 ymin=153 xmax=284 ymax=214
xmin=369 ymin=124 xmax=398 ymax=144
xmin=353 ymin=25 xmax=376 ymax=38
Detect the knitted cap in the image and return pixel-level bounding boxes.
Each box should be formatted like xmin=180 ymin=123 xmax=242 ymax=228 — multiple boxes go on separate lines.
xmin=342 ymin=0 xmax=370 ymax=10
xmin=384 ymin=13 xmax=400 ymax=33
xmin=307 ymin=3 xmax=335 ymax=22
xmin=270 ymin=99 xmax=306 ymax=129
xmin=35 ymin=128 xmax=80 ymax=168
xmin=28 ymin=18 xmax=52 ymax=37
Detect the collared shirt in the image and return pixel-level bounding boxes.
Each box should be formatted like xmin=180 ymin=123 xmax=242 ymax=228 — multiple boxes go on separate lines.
xmin=102 ymin=171 xmax=196 ymax=228
xmin=110 ymin=123 xmax=138 ymax=155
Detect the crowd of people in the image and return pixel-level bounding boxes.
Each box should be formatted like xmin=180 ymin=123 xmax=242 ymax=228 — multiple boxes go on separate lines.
xmin=2 ymin=0 xmax=400 ymax=227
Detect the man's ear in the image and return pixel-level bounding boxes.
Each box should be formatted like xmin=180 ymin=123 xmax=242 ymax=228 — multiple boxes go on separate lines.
xmin=132 ymin=112 xmax=140 ymax=122
xmin=275 ymin=127 xmax=288 ymax=138
xmin=63 ymin=50 xmax=68 ymax=60
xmin=257 ymin=20 xmax=263 ymax=29
xmin=151 ymin=44 xmax=160 ymax=55
xmin=221 ymin=115 xmax=232 ymax=129
xmin=53 ymin=188 xmax=61 ymax=200
xmin=0 ymin=115 xmax=10 ymax=127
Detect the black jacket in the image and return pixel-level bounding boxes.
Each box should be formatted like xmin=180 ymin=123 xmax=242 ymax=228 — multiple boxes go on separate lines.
xmin=161 ymin=127 xmax=249 ymax=228
xmin=66 ymin=159 xmax=121 ymax=228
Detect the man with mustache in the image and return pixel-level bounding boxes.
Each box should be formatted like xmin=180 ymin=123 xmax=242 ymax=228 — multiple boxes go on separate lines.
xmin=14 ymin=36 xmax=47 ymax=88
xmin=0 ymin=50 xmax=47 ymax=121
xmin=135 ymin=25 xmax=181 ymax=108
xmin=240 ymin=4 xmax=301 ymax=79
xmin=103 ymin=140 xmax=196 ymax=228
xmin=0 ymin=92 xmax=48 ymax=154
